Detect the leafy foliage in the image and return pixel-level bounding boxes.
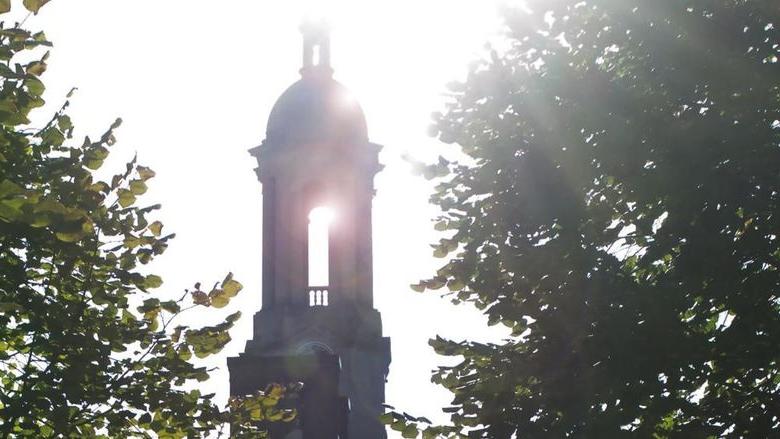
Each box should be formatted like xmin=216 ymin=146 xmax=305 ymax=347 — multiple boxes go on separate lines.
xmin=0 ymin=5 xmax=293 ymax=437
xmin=391 ymin=0 xmax=780 ymax=437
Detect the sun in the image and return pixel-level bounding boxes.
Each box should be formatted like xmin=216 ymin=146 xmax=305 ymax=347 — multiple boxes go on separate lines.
xmin=309 ymin=206 xmax=335 ymax=225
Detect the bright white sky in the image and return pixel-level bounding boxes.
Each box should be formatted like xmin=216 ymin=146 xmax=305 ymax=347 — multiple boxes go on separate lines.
xmin=24 ymin=0 xmax=509 ymax=434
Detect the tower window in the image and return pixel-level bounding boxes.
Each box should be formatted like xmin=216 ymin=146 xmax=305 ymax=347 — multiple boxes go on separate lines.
xmin=312 ymin=44 xmax=321 ymax=66
xmin=308 ymin=206 xmax=334 ymax=287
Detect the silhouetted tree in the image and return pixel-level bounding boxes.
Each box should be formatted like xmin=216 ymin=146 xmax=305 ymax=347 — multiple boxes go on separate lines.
xmin=387 ymin=1 xmax=780 ymax=437
xmin=0 ymin=3 xmax=292 ymax=437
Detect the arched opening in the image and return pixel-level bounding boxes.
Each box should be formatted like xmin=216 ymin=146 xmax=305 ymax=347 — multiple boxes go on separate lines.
xmin=308 ymin=206 xmax=333 ymax=306
xmin=295 ymin=340 xmax=335 ymax=355
xmin=312 ymin=44 xmax=321 ymax=66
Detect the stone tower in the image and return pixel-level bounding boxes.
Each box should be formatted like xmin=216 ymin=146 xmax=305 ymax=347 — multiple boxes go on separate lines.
xmin=228 ymin=21 xmax=391 ymax=439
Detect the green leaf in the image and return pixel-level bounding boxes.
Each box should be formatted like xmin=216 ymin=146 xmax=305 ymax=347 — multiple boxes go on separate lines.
xmin=210 ymin=292 xmax=229 ymax=309
xmin=0 ymin=179 xmax=23 ymax=198
xmin=40 ymin=127 xmax=64 ymax=146
xmin=24 ymin=77 xmax=44 ymax=96
xmin=84 ymin=146 xmax=109 ymax=170
xmin=30 ymin=212 xmax=50 ymax=227
xmin=55 ymin=230 xmax=84 ymax=243
xmin=177 ymin=346 xmax=192 ymax=361
xmin=0 ymin=0 xmax=10 ymax=14
xmin=222 ymin=279 xmax=242 ymax=297
xmin=129 ymin=179 xmax=147 ymax=195
xmin=226 ymin=311 xmax=242 ymax=323
xmin=144 ymin=274 xmax=163 ymax=289
xmin=34 ymin=199 xmax=68 ymax=214
xmin=138 ymin=298 xmax=160 ymax=313
xmin=90 ymin=146 xmax=109 ymax=160
xmin=250 ymin=408 xmax=263 ymax=421
xmin=26 ymin=60 xmax=46 ymax=76
xmin=123 ymin=234 xmax=141 ymax=249
xmin=88 ymin=182 xmax=109 ymax=193
xmin=117 ymin=189 xmax=136 ymax=208
xmin=160 ymin=300 xmax=180 ymax=313
xmin=84 ymin=158 xmax=104 ymax=170
xmin=410 ymin=283 xmax=425 ymax=293
xmin=447 ymin=279 xmax=465 ymax=291
xmin=402 ymin=424 xmax=419 ymax=438
xmin=137 ymin=166 xmax=156 ymax=181
xmin=57 ymin=114 xmax=72 ymax=130
xmin=148 ymin=221 xmax=163 ymax=236
xmin=22 ymin=0 xmax=50 ymax=13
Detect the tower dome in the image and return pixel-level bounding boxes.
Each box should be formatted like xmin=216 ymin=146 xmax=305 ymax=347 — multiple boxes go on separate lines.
xmin=266 ymin=75 xmax=367 ymax=146
xmin=265 ymin=20 xmax=368 ymax=147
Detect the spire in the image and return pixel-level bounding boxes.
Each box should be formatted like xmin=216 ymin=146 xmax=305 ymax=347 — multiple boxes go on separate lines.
xmin=300 ymin=19 xmax=333 ymax=77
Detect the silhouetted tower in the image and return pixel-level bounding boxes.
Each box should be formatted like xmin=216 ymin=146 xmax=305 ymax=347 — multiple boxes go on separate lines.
xmin=228 ymin=21 xmax=391 ymax=439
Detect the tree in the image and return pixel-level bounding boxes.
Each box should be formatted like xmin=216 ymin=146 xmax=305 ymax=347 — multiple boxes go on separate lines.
xmin=387 ymin=0 xmax=780 ymax=437
xmin=0 ymin=3 xmax=293 ymax=437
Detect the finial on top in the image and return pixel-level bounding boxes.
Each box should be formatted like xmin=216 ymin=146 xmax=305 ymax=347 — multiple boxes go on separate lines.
xmin=300 ymin=18 xmax=333 ymax=77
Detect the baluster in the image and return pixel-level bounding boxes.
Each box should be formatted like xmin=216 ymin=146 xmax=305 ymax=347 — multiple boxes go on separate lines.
xmin=323 ymin=290 xmax=329 ymax=306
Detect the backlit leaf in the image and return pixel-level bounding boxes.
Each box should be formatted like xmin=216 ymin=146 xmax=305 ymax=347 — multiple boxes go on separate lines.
xmin=144 ymin=274 xmax=163 ymax=289
xmin=22 ymin=0 xmax=50 ymax=13
xmin=129 ymin=179 xmax=147 ymax=195
xmin=26 ymin=60 xmax=46 ymax=75
xmin=148 ymin=221 xmax=163 ymax=236
xmin=24 ymin=77 xmax=44 ymax=96
xmin=117 ymin=189 xmax=135 ymax=208
xmin=137 ymin=165 xmax=156 ymax=181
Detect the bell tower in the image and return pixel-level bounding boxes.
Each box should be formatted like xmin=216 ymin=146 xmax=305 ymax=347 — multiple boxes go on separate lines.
xmin=228 ymin=21 xmax=391 ymax=439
